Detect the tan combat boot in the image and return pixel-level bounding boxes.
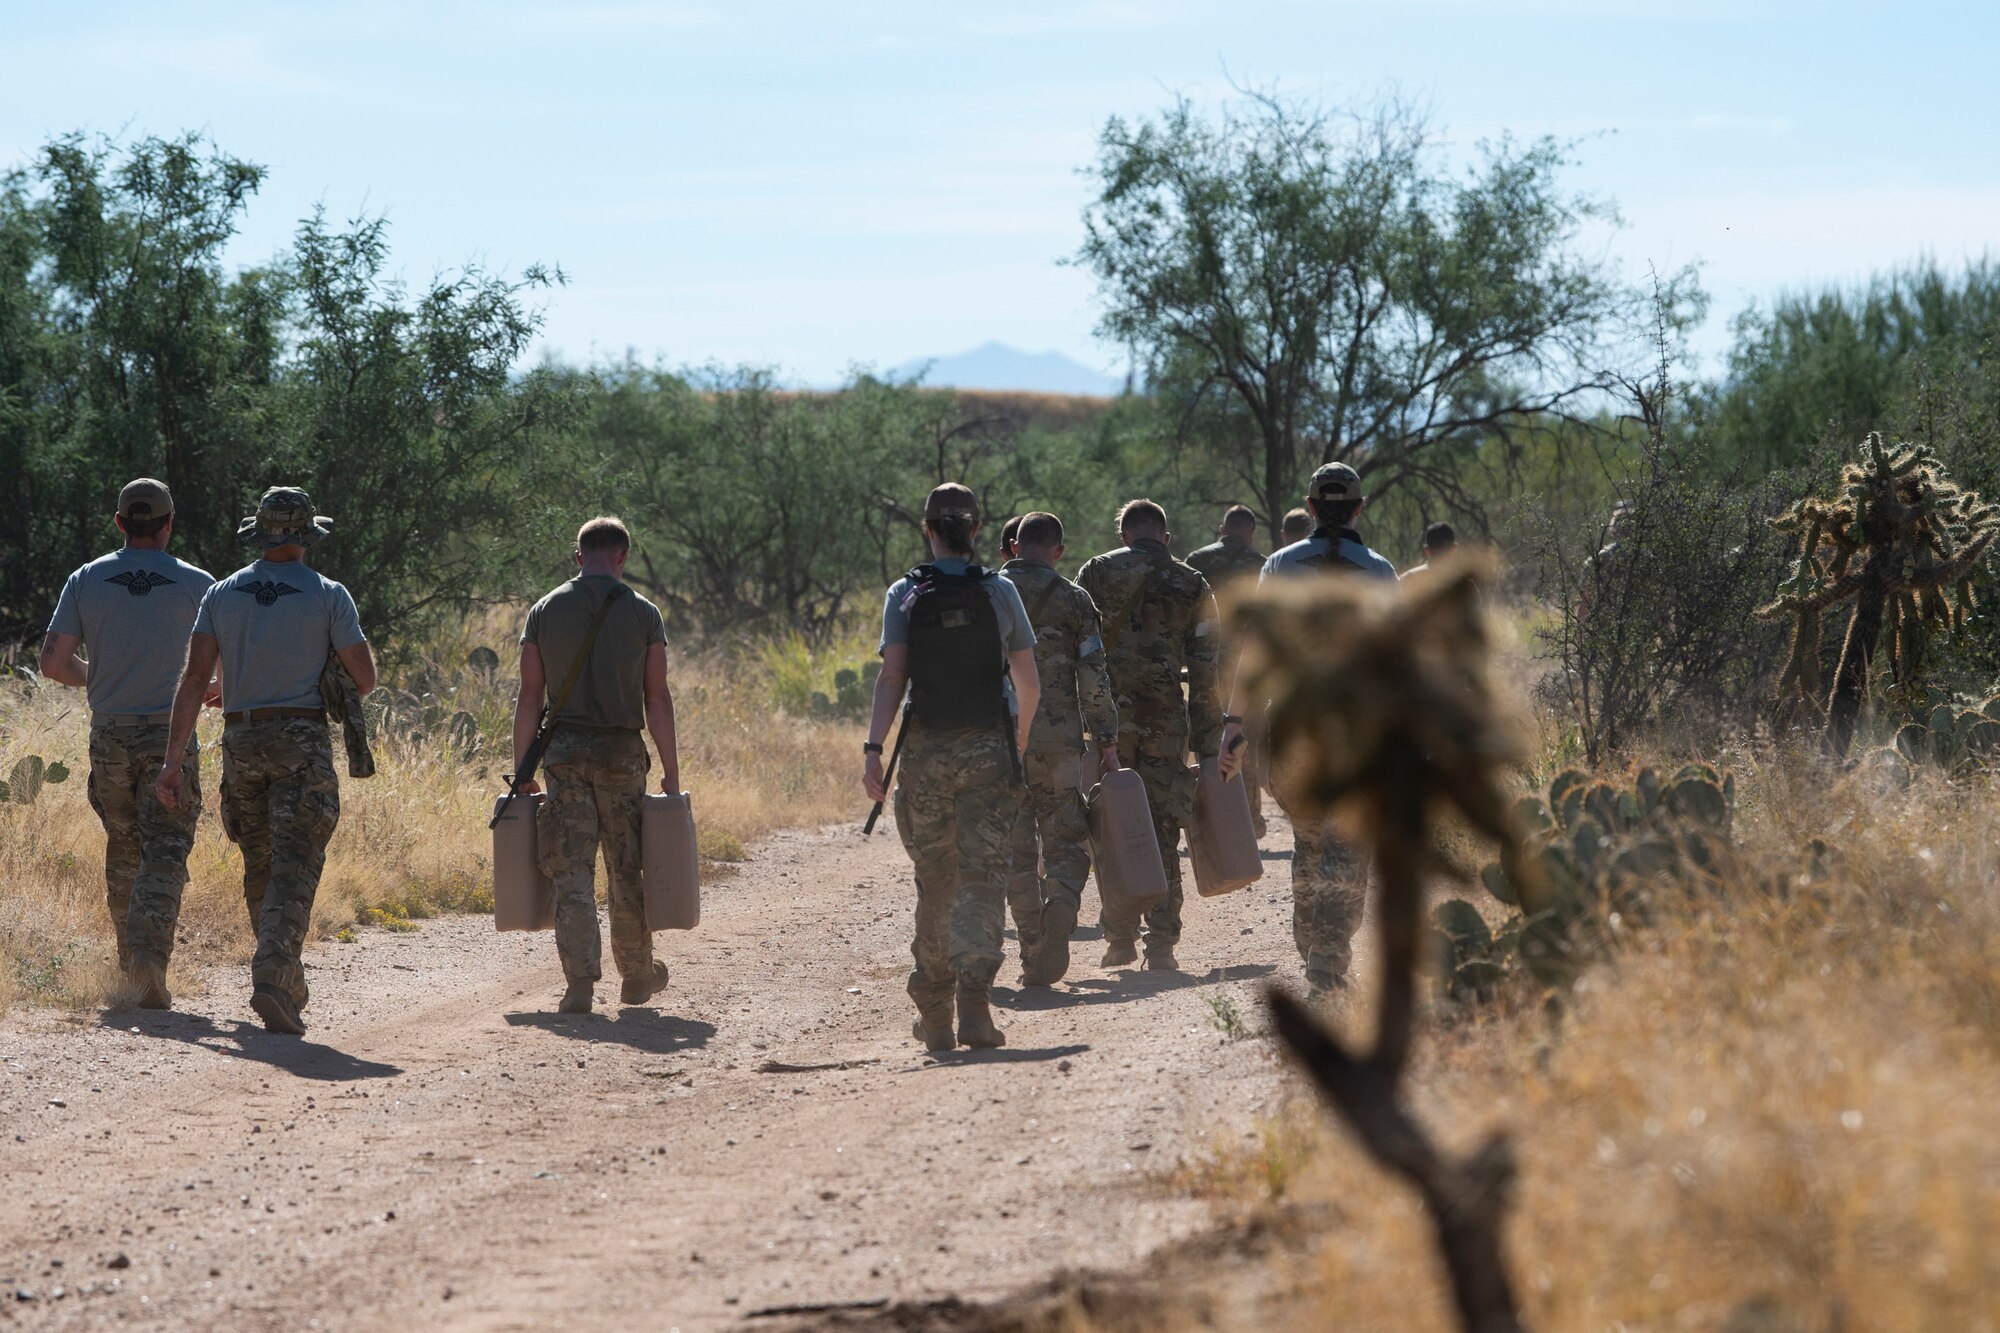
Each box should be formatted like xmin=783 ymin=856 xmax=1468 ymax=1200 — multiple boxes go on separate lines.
xmin=1023 ymin=899 xmax=1076 ymax=987
xmin=1100 ymin=939 xmax=1139 ymax=968
xmin=912 ymin=993 xmax=957 ymax=1052
xmin=621 ymin=960 xmax=669 ymax=1006
xmin=131 ymin=957 xmax=172 ymax=1010
xmin=250 ymin=984 xmax=307 ymax=1035
xmin=955 ymin=981 xmax=1005 ymax=1049
xmin=558 ymin=981 xmax=594 ymax=1015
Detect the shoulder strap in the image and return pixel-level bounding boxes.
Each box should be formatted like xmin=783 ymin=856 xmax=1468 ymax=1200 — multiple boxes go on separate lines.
xmin=548 ymin=584 xmax=631 ymax=719
xmin=1101 ymin=558 xmax=1172 ymax=653
xmin=1026 ymin=572 xmax=1065 ymax=629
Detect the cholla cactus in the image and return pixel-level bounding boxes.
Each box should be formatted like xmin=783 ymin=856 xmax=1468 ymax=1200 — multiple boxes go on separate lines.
xmin=1238 ymin=557 xmax=1531 ymax=1333
xmin=1759 ymin=432 xmax=1998 ymax=756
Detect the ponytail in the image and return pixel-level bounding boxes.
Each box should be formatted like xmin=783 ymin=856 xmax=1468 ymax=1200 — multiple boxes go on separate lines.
xmin=929 ymin=512 xmax=979 ymax=559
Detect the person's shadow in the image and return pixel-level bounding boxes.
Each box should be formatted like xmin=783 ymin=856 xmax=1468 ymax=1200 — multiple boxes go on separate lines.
xmin=914 ymin=1042 xmax=1091 ymax=1069
xmin=996 ymin=962 xmax=1277 ymax=1013
xmin=107 ymin=1011 xmax=403 ymax=1082
xmin=503 ymin=1009 xmax=716 ymax=1055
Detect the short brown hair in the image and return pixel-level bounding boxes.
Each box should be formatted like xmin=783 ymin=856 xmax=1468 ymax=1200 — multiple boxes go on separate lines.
xmin=1281 ymin=508 xmax=1311 ymax=540
xmin=1116 ymin=499 xmax=1168 ymax=538
xmin=1221 ymin=504 xmax=1257 ymax=534
xmin=577 ymin=516 xmax=631 ymax=554
xmin=1017 ymin=512 xmax=1064 ymax=548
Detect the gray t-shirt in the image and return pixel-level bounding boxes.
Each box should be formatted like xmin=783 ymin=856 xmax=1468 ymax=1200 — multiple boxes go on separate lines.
xmin=1261 ymin=530 xmax=1400 ymax=582
xmin=47 ymin=548 xmax=214 ymax=716
xmin=193 ymin=559 xmax=366 ymax=712
xmin=880 ymin=558 xmax=1036 ymax=712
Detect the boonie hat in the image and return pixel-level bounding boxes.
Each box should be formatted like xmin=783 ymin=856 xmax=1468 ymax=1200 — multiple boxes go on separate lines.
xmin=237 ymin=486 xmax=334 ymax=549
xmin=118 ymin=478 xmax=174 ymax=522
xmin=1310 ymin=461 xmax=1365 ymax=502
xmin=923 ymin=482 xmax=979 ymax=523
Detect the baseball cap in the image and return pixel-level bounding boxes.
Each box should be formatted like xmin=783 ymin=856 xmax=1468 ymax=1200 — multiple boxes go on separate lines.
xmin=117 ymin=478 xmax=174 ymax=522
xmin=923 ymin=482 xmax=979 ymax=522
xmin=237 ymin=486 xmax=334 ymax=548
xmin=1310 ymin=461 xmax=1364 ymax=503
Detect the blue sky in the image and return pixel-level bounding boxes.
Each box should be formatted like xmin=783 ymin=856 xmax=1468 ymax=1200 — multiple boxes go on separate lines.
xmin=4 ymin=1 xmax=1995 ymax=383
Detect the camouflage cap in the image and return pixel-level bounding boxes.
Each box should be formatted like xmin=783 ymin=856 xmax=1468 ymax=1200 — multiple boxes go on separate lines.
xmin=923 ymin=482 xmax=979 ymax=522
xmin=237 ymin=486 xmax=334 ymax=549
xmin=117 ymin=477 xmax=174 ymax=521
xmin=1309 ymin=461 xmax=1364 ymax=502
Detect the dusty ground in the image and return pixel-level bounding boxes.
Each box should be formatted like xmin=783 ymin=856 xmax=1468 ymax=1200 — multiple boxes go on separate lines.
xmin=0 ymin=809 xmax=1324 ymax=1332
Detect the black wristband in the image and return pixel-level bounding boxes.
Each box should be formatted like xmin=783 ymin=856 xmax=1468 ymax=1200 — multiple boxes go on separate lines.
xmin=863 ymin=742 xmax=884 ymax=755
xmin=1222 ymin=713 xmax=1244 ymax=725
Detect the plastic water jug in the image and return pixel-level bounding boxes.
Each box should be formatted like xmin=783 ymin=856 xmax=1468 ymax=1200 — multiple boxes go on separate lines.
xmin=642 ymin=792 xmax=702 ymax=930
xmin=1088 ymin=768 xmax=1167 ymax=914
xmin=1188 ymin=756 xmax=1263 ymax=896
xmin=491 ymin=793 xmax=554 ymax=931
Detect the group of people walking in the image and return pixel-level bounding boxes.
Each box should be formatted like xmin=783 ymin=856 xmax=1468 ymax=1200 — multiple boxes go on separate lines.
xmin=42 ymin=462 xmax=1453 ymax=1049
xmin=865 ymin=462 xmax=1452 ymax=1050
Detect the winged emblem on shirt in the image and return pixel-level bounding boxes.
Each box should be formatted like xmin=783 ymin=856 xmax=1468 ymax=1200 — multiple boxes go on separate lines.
xmin=237 ymin=580 xmax=304 ymax=607
xmin=107 ymin=570 xmax=175 ymax=598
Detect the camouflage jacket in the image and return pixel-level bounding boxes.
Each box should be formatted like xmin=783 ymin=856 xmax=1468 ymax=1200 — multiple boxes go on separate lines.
xmin=1000 ymin=559 xmax=1119 ymax=757
xmin=1185 ymin=538 xmax=1266 ymax=594
xmin=1076 ymin=538 xmax=1223 ymax=759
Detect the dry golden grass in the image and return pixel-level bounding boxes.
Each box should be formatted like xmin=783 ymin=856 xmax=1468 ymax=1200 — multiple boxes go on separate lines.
xmin=1172 ymin=747 xmax=2000 ymax=1331
xmin=0 ymin=625 xmax=861 ymax=1014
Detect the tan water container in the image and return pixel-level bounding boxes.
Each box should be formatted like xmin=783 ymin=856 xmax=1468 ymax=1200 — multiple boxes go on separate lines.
xmin=1078 ymin=742 xmax=1099 ymax=794
xmin=1188 ymin=757 xmax=1263 ymax=897
xmin=642 ymin=792 xmax=702 ymax=930
xmin=1088 ymin=768 xmax=1167 ymax=915
xmin=492 ymin=794 xmax=554 ymax=931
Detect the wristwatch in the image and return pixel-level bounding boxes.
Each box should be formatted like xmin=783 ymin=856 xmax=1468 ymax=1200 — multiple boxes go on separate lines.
xmin=863 ymin=742 xmax=884 ymax=755
xmin=1222 ymin=713 xmax=1245 ymax=725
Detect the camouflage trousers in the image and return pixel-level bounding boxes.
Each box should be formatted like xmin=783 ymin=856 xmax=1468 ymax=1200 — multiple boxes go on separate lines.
xmin=1101 ymin=747 xmax=1198 ymax=952
xmin=86 ymin=719 xmax=201 ymax=969
xmin=894 ymin=725 xmax=1026 ymax=1010
xmin=1274 ymin=782 xmax=1368 ymax=986
xmin=1005 ymin=749 xmax=1092 ymax=958
xmin=537 ymin=727 xmax=653 ymax=987
xmin=220 ymin=718 xmax=339 ymax=1005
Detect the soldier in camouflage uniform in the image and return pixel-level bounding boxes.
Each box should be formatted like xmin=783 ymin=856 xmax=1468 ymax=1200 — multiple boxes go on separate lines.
xmin=865 ymin=484 xmax=1039 ymax=1051
xmin=1185 ymin=504 xmax=1270 ymax=836
xmin=1220 ymin=463 xmax=1397 ymax=996
xmin=1077 ymin=499 xmax=1224 ymax=971
xmin=999 ymin=512 xmax=1120 ymax=986
xmin=157 ymin=488 xmax=376 ymax=1035
xmin=41 ymin=479 xmax=214 ymax=1009
xmin=512 ymin=516 xmax=681 ymax=1015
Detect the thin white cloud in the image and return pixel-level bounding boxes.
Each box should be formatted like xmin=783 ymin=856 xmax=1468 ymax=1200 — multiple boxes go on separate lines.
xmin=964 ymin=0 xmax=1168 ymax=37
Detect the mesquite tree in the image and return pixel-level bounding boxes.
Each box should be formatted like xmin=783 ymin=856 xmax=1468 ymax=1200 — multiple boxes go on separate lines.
xmin=1759 ymin=432 xmax=1998 ymax=756
xmin=1235 ymin=559 xmax=1538 ymax=1333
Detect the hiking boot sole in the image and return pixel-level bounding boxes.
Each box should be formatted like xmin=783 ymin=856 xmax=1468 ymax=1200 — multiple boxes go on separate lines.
xmin=621 ymin=960 xmax=669 ymax=1006
xmin=250 ymin=989 xmax=307 ymax=1035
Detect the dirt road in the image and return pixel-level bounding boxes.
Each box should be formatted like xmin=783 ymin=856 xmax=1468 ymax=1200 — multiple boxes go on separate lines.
xmin=0 ymin=813 xmax=1314 ymax=1331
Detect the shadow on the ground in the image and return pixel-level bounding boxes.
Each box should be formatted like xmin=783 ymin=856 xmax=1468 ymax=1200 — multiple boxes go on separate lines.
xmin=109 ymin=1011 xmax=404 ymax=1081
xmin=915 ymin=1042 xmax=1091 ymax=1069
xmin=1259 ymin=848 xmax=1294 ymax=861
xmin=995 ymin=962 xmax=1277 ymax=1013
xmin=503 ymin=1009 xmax=717 ymax=1054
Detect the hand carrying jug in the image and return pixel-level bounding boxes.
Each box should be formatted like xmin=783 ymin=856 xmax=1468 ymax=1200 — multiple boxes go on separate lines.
xmin=491 ymin=793 xmax=555 ymax=931
xmin=1087 ymin=767 xmax=1167 ymax=915
xmin=1188 ymin=756 xmax=1263 ymax=897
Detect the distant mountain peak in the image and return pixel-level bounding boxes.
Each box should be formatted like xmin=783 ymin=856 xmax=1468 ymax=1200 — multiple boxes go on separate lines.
xmin=892 ymin=343 xmax=1124 ymax=397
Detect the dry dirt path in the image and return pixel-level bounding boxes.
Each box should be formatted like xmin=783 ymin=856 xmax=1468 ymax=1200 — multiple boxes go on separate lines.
xmin=0 ymin=810 xmax=1320 ymax=1332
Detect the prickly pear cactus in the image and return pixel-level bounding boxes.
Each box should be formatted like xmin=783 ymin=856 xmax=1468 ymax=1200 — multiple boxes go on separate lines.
xmin=1890 ymin=696 xmax=2000 ymax=776
xmin=1476 ymin=763 xmax=1738 ymax=987
xmin=9 ymin=756 xmax=47 ymax=805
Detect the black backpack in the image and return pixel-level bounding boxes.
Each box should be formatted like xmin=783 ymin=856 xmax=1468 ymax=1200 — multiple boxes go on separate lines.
xmin=904 ymin=564 xmax=1009 ymax=732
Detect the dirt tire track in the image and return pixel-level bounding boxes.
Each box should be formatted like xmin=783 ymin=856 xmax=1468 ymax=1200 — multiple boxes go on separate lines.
xmin=1 ymin=815 xmax=1317 ymax=1331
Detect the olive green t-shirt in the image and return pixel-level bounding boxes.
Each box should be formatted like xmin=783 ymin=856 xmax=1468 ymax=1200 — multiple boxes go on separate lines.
xmin=520 ymin=576 xmax=667 ymax=731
